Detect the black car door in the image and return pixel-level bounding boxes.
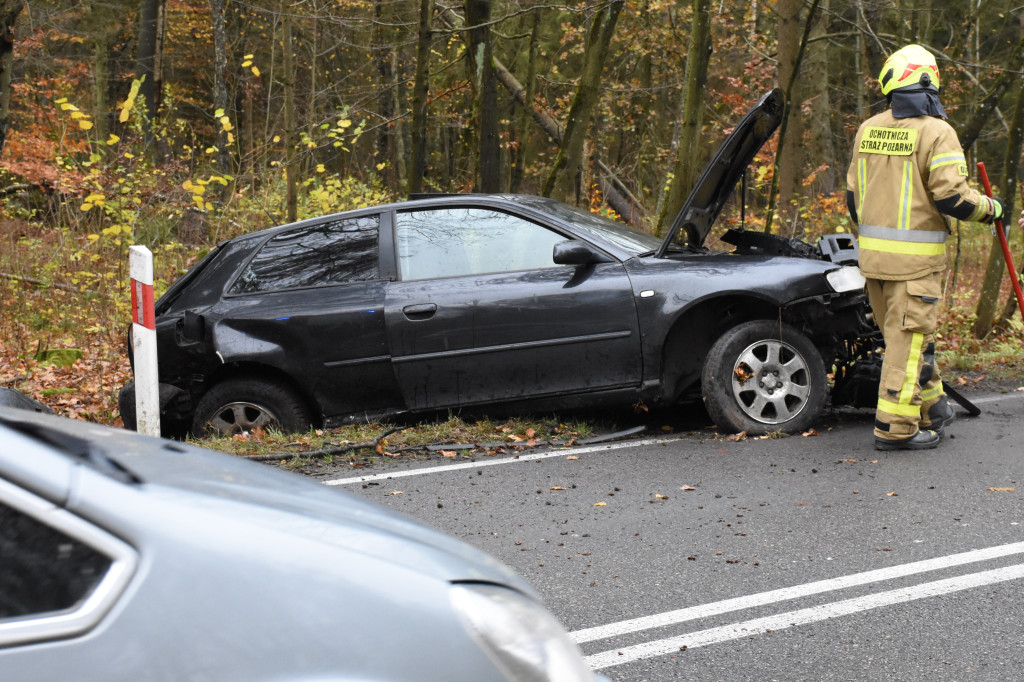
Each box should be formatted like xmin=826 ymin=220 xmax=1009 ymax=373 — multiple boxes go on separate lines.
xmin=215 ymin=214 xmax=404 ymax=418
xmin=385 ymin=206 xmax=642 ymax=410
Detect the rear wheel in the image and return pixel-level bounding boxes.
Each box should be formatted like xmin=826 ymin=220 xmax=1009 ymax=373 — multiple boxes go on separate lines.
xmin=701 ymin=320 xmax=826 ymax=435
xmin=191 ymin=377 xmax=312 ymax=436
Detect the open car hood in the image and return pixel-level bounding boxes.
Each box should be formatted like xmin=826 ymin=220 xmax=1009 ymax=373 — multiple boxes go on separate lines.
xmin=656 ymin=88 xmax=784 ymax=257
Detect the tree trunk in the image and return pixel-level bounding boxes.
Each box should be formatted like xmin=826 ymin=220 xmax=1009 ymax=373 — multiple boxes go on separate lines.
xmin=374 ymin=0 xmax=395 ymax=188
xmin=407 ymin=0 xmax=433 ymax=195
xmin=509 ymin=10 xmax=540 ymax=194
xmin=657 ymin=0 xmax=711 ymax=235
xmin=283 ymin=7 xmax=297 ymax=223
xmin=769 ymin=0 xmax=804 ymax=234
xmin=976 ymin=31 xmax=1024 ymax=336
xmin=210 ymin=0 xmax=230 ymax=174
xmin=0 ymin=1 xmax=20 ymax=158
xmin=542 ymin=0 xmax=624 ymax=203
xmin=391 ymin=50 xmax=408 ymax=190
xmin=135 ymin=0 xmax=166 ymax=149
xmin=804 ymin=0 xmax=834 ymax=195
xmin=763 ymin=0 xmax=820 ymax=234
xmin=465 ymin=0 xmax=500 ymax=192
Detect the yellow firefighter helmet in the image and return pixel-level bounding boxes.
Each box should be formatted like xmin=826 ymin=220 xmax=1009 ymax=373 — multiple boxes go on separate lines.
xmin=878 ymin=44 xmax=940 ymax=95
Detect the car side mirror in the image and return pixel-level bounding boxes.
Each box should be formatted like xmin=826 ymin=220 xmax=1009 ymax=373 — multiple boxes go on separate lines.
xmin=552 ymin=240 xmax=614 ymax=266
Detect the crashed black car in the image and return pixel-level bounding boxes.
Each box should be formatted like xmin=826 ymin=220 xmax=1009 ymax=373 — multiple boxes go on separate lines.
xmin=120 ymin=89 xmax=878 ymax=438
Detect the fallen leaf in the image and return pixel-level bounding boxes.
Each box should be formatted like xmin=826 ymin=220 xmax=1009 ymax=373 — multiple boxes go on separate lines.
xmin=655 ymin=493 xmax=669 ymax=499
xmin=550 ymin=486 xmax=566 ymax=491
xmin=717 ymin=449 xmax=729 ymax=453
xmin=725 ymin=431 xmax=747 ymax=442
xmin=887 ymin=491 xmax=897 ymax=496
xmin=566 ymin=455 xmax=580 ymax=460
xmin=680 ymin=485 xmax=696 ymax=491
xmin=986 ymin=487 xmax=1017 ymax=492
xmin=801 ymin=429 xmax=818 ymax=437
xmin=526 ymin=428 xmax=536 ymax=438
xmin=836 ymin=459 xmax=857 ymax=463
xmin=440 ymin=450 xmax=457 ymax=458
xmin=594 ymin=502 xmax=607 ymax=507
xmin=662 ymin=425 xmax=673 ymax=432
xmin=733 ymin=364 xmax=754 ymax=384
xmin=388 ymin=491 xmax=403 ymax=495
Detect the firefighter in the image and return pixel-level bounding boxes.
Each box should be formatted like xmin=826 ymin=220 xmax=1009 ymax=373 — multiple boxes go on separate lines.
xmin=846 ymin=44 xmax=1002 ymax=451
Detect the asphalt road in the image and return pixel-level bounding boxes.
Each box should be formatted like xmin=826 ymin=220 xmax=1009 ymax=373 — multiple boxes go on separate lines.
xmin=320 ymin=391 xmax=1024 ymax=680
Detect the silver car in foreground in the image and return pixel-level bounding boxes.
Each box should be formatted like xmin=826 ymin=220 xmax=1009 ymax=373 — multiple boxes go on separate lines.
xmin=0 ymin=406 xmax=598 ymax=681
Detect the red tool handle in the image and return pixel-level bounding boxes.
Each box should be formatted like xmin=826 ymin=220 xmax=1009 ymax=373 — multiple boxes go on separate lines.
xmin=977 ymin=162 xmax=1024 ymax=319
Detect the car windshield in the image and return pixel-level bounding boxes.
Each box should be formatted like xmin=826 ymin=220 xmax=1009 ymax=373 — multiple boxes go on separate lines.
xmin=513 ymin=196 xmax=661 ymax=255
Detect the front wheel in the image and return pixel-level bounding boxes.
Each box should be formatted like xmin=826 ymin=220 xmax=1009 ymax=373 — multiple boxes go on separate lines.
xmin=701 ymin=320 xmax=827 ymax=435
xmin=191 ymin=377 xmax=312 ymax=436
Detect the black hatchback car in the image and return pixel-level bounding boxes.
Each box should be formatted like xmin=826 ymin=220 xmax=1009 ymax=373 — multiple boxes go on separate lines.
xmin=120 ymin=90 xmax=878 ymax=438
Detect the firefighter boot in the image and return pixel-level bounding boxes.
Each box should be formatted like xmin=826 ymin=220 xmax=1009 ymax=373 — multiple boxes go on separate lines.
xmin=924 ymin=397 xmax=956 ymax=437
xmin=874 ymin=429 xmax=940 ymax=451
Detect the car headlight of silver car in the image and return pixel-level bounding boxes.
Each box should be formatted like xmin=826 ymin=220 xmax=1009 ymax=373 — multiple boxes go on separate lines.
xmin=450 ymin=583 xmax=597 ymax=682
xmin=825 ymin=265 xmax=866 ymax=293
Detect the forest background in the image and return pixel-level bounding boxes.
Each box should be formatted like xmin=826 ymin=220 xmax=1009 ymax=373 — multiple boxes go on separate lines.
xmin=2 ymin=0 xmax=1024 ymax=429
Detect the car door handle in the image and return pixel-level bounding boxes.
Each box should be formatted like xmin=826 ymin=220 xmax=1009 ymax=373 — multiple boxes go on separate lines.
xmin=403 ymin=303 xmax=437 ymax=319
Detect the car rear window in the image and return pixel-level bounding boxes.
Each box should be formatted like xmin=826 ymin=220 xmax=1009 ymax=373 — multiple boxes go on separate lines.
xmin=230 ymin=215 xmax=380 ymax=294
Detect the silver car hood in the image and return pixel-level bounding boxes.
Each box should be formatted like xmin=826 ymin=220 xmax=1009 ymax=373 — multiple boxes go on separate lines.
xmin=0 ymin=409 xmax=532 ymax=595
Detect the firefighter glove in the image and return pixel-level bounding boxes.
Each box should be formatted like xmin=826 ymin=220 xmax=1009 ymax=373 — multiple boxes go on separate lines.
xmin=984 ymin=197 xmax=1004 ymax=224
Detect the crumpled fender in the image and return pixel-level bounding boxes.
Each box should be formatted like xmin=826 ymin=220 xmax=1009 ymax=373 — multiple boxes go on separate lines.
xmin=211 ymin=321 xmax=291 ymax=366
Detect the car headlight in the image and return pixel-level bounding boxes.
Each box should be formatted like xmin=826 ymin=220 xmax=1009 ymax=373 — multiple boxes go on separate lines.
xmin=825 ymin=265 xmax=866 ymax=293
xmin=450 ymin=583 xmax=597 ymax=682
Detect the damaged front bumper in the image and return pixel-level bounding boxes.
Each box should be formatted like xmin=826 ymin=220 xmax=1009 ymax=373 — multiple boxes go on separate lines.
xmin=118 ymin=381 xmax=194 ymax=436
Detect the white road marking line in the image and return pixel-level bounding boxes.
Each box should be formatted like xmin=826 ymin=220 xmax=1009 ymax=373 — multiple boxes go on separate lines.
xmin=570 ymin=540 xmax=1024 ymax=643
xmin=585 ymin=563 xmax=1024 ymax=670
xmin=321 ymin=436 xmax=675 ymax=486
xmin=971 ymin=392 xmax=1024 ymax=404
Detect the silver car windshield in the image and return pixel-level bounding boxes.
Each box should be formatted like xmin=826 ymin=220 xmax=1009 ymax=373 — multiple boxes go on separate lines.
xmin=513 ymin=197 xmax=661 ymax=255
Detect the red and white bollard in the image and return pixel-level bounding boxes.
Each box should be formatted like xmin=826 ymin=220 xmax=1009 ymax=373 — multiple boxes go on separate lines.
xmin=130 ymin=245 xmax=160 ymax=437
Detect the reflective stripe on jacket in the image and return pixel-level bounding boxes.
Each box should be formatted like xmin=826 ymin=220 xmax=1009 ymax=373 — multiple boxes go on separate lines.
xmin=846 ymin=110 xmax=994 ymax=280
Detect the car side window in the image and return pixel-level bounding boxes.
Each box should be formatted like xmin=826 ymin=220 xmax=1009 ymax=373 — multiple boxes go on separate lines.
xmin=395 ymin=208 xmax=566 ymax=281
xmin=230 ymin=215 xmax=380 ymax=294
xmin=0 ymin=500 xmax=111 ymax=619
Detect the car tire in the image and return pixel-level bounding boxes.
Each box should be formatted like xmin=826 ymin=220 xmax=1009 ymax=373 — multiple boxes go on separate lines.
xmin=701 ymin=320 xmax=827 ymax=435
xmin=191 ymin=377 xmax=312 ymax=436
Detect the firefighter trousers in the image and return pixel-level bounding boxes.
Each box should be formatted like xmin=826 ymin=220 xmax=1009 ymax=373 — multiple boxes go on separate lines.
xmin=865 ymin=273 xmax=945 ymax=440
